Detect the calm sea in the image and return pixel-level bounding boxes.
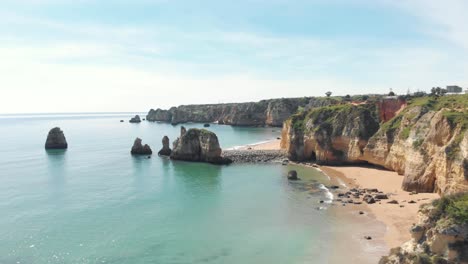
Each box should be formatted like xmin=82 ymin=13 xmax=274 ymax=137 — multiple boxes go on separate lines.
xmin=0 ymin=113 xmax=386 ymax=263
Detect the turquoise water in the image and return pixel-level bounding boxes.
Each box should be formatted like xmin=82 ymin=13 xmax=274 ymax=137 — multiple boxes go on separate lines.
xmin=0 ymin=114 xmax=384 ymax=263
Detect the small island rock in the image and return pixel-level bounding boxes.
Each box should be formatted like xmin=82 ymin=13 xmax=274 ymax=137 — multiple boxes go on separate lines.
xmin=170 ymin=127 xmax=231 ymax=165
xmin=45 ymin=127 xmax=68 ymax=149
xmin=129 ymin=115 xmax=141 ymax=123
xmin=131 ymin=138 xmax=152 ymax=155
xmin=158 ymin=136 xmax=172 ymax=156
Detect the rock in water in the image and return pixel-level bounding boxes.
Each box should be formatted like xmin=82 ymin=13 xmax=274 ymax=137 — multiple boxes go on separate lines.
xmin=131 ymin=138 xmax=152 ymax=155
xmin=129 ymin=115 xmax=141 ymax=123
xmin=170 ymin=127 xmax=231 ymax=165
xmin=287 ymin=170 xmax=299 ymax=180
xmin=158 ymin=136 xmax=172 ymax=156
xmin=203 ymin=123 xmax=210 ymax=127
xmin=45 ymin=127 xmax=68 ymax=149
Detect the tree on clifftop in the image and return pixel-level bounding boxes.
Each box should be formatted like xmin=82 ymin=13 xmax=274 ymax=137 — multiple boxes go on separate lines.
xmin=325 ymin=91 xmax=332 ymax=97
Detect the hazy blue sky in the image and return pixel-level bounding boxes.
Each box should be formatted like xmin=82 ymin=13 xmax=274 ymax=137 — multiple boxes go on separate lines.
xmin=0 ymin=0 xmax=467 ymax=113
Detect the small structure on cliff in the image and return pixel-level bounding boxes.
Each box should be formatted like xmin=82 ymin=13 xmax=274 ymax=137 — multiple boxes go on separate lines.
xmin=129 ymin=115 xmax=141 ymax=123
xmin=170 ymin=127 xmax=232 ymax=165
xmin=45 ymin=127 xmax=68 ymax=149
xmin=131 ymin=138 xmax=152 ymax=155
xmin=158 ymin=136 xmax=172 ymax=156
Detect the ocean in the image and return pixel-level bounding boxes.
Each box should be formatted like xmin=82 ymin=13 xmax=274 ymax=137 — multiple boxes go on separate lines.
xmin=0 ymin=113 xmax=386 ymax=263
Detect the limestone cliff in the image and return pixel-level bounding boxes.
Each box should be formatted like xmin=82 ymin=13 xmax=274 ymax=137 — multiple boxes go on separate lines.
xmin=282 ymin=95 xmax=468 ymax=195
xmin=281 ymin=103 xmax=380 ymax=164
xmin=147 ymin=97 xmax=311 ymax=127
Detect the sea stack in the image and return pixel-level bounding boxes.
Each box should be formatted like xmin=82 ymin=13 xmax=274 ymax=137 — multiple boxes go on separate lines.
xmin=158 ymin=136 xmax=172 ymax=156
xmin=130 ymin=138 xmax=152 ymax=155
xmin=45 ymin=127 xmax=68 ymax=149
xmin=129 ymin=115 xmax=141 ymax=123
xmin=170 ymin=127 xmax=232 ymax=165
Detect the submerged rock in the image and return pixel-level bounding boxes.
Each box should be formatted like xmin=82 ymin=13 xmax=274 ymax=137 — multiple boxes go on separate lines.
xmin=203 ymin=123 xmax=210 ymax=127
xmin=158 ymin=136 xmax=172 ymax=156
xmin=45 ymin=127 xmax=68 ymax=149
xmin=129 ymin=115 xmax=141 ymax=123
xmin=287 ymin=170 xmax=299 ymax=180
xmin=131 ymin=138 xmax=152 ymax=155
xmin=170 ymin=127 xmax=231 ymax=165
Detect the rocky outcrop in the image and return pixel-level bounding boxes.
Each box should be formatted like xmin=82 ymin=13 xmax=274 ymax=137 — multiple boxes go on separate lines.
xmin=380 ymin=193 xmax=468 ymax=264
xmin=170 ymin=128 xmax=232 ymax=164
xmin=129 ymin=115 xmax=141 ymax=123
xmin=45 ymin=127 xmax=68 ymax=149
xmin=131 ymin=138 xmax=152 ymax=155
xmin=222 ymin=149 xmax=286 ymax=163
xmin=281 ymin=104 xmax=380 ymax=164
xmin=146 ymin=97 xmax=311 ymax=127
xmin=158 ymin=136 xmax=172 ymax=156
xmin=281 ymin=95 xmax=468 ymax=195
xmin=146 ymin=108 xmax=173 ymax=122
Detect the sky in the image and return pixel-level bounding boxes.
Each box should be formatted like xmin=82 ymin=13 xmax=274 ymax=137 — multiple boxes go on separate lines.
xmin=0 ymin=0 xmax=467 ymax=113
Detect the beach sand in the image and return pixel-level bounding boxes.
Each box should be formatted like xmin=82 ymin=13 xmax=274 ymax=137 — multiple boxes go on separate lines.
xmin=245 ymin=140 xmax=440 ymax=249
xmin=235 ymin=138 xmax=281 ymax=150
xmin=321 ymin=166 xmax=439 ymax=249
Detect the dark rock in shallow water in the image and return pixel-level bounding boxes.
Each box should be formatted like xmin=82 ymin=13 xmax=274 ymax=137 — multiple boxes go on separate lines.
xmin=203 ymin=123 xmax=210 ymax=127
xmin=131 ymin=138 xmax=152 ymax=155
xmin=287 ymin=170 xmax=299 ymax=180
xmin=129 ymin=115 xmax=141 ymax=123
xmin=158 ymin=136 xmax=172 ymax=156
xmin=45 ymin=127 xmax=68 ymax=149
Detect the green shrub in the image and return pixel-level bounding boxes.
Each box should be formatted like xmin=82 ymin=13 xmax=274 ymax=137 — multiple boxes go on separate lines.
xmin=413 ymin=138 xmax=424 ymax=149
xmin=432 ymin=193 xmax=468 ymax=224
xmin=400 ymin=127 xmax=411 ymax=139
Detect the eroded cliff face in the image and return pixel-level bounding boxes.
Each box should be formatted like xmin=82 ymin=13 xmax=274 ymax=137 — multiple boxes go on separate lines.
xmin=363 ymin=107 xmax=468 ymax=195
xmin=147 ymin=98 xmax=311 ymax=127
xmin=282 ymin=95 xmax=468 ymax=195
xmin=281 ymin=104 xmax=380 ymax=164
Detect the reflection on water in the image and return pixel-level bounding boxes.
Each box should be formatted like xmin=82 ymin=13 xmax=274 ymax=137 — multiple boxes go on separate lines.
xmin=46 ymin=149 xmax=67 ymax=202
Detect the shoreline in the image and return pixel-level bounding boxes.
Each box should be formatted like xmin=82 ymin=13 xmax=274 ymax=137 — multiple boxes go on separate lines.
xmin=238 ymin=139 xmax=439 ymax=250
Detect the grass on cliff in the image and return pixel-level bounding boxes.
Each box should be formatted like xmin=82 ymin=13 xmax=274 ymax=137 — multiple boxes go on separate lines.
xmin=431 ymin=192 xmax=468 ymax=225
xmin=388 ymin=94 xmax=468 ymax=158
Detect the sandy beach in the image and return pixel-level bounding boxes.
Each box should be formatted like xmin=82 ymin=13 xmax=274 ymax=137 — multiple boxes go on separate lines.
xmin=247 ymin=140 xmax=440 ymax=249
xmin=234 ymin=138 xmax=281 ymax=150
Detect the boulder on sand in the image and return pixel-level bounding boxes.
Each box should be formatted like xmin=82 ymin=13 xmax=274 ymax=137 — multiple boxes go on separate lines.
xmin=170 ymin=127 xmax=231 ymax=165
xmin=158 ymin=136 xmax=172 ymax=156
xmin=131 ymin=138 xmax=152 ymax=155
xmin=129 ymin=115 xmax=141 ymax=123
xmin=45 ymin=127 xmax=68 ymax=149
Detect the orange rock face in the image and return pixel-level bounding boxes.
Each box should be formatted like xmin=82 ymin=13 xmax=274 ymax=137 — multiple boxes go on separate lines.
xmin=377 ymin=98 xmax=407 ymax=122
